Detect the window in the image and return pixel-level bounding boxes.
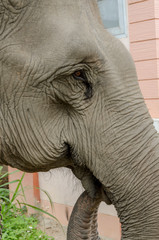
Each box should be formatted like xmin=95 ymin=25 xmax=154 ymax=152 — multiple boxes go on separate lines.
xmin=97 ymin=0 xmax=127 ymax=38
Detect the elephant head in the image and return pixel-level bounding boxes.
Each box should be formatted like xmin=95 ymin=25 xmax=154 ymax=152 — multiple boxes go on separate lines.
xmin=1 ymin=0 xmax=159 ymax=239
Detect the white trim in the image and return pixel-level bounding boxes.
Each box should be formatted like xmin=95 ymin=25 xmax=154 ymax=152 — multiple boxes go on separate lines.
xmin=153 ymin=119 xmax=159 ymax=133
xmin=98 ymin=0 xmax=128 ymax=39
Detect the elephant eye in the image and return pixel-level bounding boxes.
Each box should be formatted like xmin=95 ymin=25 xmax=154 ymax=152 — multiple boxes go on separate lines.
xmin=72 ymin=70 xmax=92 ymax=99
xmin=72 ymin=70 xmax=87 ymax=81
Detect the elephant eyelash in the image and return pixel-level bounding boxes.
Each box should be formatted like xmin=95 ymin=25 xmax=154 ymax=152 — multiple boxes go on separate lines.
xmin=82 ymin=81 xmax=92 ymax=99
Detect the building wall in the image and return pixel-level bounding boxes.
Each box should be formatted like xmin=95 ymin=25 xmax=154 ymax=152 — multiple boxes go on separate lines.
xmin=129 ymin=0 xmax=159 ymax=118
xmin=8 ymin=1 xmax=159 ymax=240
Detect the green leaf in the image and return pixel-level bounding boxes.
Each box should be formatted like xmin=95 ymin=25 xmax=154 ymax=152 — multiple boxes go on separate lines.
xmin=0 ymin=170 xmax=19 ymax=180
xmin=11 ymin=173 xmax=25 ymax=203
xmin=19 ymin=202 xmax=64 ymax=233
xmin=0 ymin=179 xmax=19 ymax=188
xmin=19 ymin=180 xmax=26 ymax=202
xmin=36 ymin=187 xmax=54 ymax=210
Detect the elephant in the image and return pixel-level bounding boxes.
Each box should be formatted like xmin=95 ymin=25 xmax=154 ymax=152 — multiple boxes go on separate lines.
xmin=0 ymin=0 xmax=159 ymax=239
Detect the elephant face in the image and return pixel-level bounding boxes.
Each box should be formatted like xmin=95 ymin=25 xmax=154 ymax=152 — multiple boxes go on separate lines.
xmin=1 ymin=1 xmax=159 ymax=237
xmin=1 ymin=0 xmax=100 ymax=170
xmin=0 ymin=0 xmax=152 ymax=189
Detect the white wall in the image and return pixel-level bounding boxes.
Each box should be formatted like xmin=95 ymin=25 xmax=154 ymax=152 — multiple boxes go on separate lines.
xmin=39 ymin=168 xmax=118 ymax=216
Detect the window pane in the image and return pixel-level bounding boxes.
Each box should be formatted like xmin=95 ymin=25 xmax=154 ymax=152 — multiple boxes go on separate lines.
xmin=97 ymin=0 xmax=119 ymax=29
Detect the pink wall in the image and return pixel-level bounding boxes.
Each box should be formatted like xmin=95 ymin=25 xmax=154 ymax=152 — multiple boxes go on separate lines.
xmin=129 ymin=0 xmax=159 ymax=118
xmin=8 ymin=167 xmax=38 ymax=214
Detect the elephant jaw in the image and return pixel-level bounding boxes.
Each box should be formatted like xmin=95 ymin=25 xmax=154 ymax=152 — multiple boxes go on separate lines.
xmin=71 ymin=165 xmax=112 ymax=205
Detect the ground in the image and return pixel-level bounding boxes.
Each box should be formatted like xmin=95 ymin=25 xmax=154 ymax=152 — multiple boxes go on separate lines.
xmin=38 ymin=216 xmax=112 ymax=240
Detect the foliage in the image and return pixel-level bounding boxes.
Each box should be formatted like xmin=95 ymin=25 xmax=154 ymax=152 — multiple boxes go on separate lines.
xmin=2 ymin=209 xmax=54 ymax=240
xmin=0 ymin=167 xmax=55 ymax=240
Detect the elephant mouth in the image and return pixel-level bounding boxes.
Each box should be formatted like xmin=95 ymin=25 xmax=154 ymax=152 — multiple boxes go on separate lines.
xmin=69 ymin=164 xmax=112 ymax=205
xmin=65 ymin=143 xmax=112 ymax=205
xmin=67 ymin=166 xmax=112 ymax=239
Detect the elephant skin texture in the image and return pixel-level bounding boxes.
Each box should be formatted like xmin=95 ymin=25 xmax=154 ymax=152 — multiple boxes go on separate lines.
xmin=0 ymin=0 xmax=159 ymax=239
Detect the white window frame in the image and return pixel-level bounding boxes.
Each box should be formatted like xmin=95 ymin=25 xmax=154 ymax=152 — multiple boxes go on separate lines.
xmin=98 ymin=0 xmax=128 ymax=39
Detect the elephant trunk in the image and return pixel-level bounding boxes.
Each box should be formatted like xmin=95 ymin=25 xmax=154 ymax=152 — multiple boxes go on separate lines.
xmin=67 ymin=191 xmax=101 ymax=240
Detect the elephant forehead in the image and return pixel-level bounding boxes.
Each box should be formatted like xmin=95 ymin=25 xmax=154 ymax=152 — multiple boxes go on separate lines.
xmin=1 ymin=0 xmax=104 ymax=72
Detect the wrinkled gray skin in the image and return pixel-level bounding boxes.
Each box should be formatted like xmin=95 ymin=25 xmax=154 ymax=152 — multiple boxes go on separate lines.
xmin=1 ymin=0 xmax=159 ymax=239
xmin=67 ymin=191 xmax=101 ymax=240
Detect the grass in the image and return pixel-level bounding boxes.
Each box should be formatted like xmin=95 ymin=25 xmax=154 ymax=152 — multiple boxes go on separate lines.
xmin=0 ymin=167 xmax=58 ymax=240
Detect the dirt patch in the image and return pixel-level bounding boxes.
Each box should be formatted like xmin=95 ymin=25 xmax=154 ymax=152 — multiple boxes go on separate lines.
xmin=38 ymin=217 xmax=66 ymax=240
xmin=38 ymin=216 xmax=112 ymax=240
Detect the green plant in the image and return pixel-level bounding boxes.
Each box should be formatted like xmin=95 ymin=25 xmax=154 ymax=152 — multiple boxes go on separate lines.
xmin=0 ymin=167 xmax=59 ymax=240
xmin=2 ymin=209 xmax=54 ymax=240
